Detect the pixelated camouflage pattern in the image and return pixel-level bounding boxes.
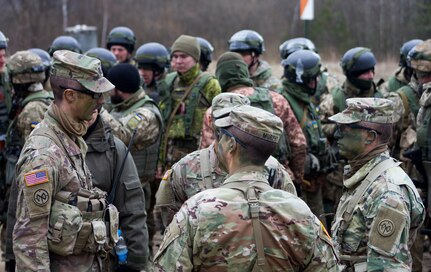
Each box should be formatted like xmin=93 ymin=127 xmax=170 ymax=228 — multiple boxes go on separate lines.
xmin=13 ymin=109 xmax=96 ymax=271
xmin=378 ymin=67 xmax=410 ymax=97
xmin=154 ymin=170 xmax=340 ymax=271
xmin=215 ymin=105 xmax=284 ymax=143
xmin=410 ymin=39 xmax=431 ymax=72
xmin=52 ymin=50 xmax=114 ymax=93
xmin=16 ymin=91 xmax=53 ymax=139
xmin=416 ymin=81 xmax=431 ymax=161
xmin=200 ymin=86 xmax=307 ymax=181
xmin=7 ymin=51 xmax=45 ymax=84
xmin=159 ymin=64 xmax=221 ymax=140
xmin=329 ymin=97 xmax=395 ymax=124
xmin=251 ymin=60 xmax=281 ymax=89
xmin=101 ymin=89 xmax=160 ymax=150
xmin=331 ymin=151 xmax=424 ymax=271
xmin=155 ymin=143 xmax=297 ymax=227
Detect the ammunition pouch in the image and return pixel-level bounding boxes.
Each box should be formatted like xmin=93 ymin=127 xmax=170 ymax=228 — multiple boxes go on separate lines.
xmin=48 ymin=189 xmax=119 ymax=257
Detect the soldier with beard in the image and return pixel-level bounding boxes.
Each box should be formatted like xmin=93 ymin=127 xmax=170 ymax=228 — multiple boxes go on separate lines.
xmin=100 ymin=63 xmax=162 ymax=258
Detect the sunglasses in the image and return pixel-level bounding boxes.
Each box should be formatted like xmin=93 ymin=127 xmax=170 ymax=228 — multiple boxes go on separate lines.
xmin=216 ymin=128 xmax=247 ymax=148
xmin=60 ymin=85 xmax=104 ymax=100
xmin=336 ymin=123 xmax=382 ymax=136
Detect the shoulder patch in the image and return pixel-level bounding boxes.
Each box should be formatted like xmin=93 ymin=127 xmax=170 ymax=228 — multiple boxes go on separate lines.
xmin=31 ymin=121 xmax=39 ymax=129
xmin=369 ymin=204 xmax=406 ymax=256
xmin=33 ymin=189 xmax=50 ymax=206
xmin=24 ymin=170 xmax=49 ymax=187
xmin=162 ymin=169 xmax=172 ymax=181
xmin=127 ymin=113 xmax=143 ymax=130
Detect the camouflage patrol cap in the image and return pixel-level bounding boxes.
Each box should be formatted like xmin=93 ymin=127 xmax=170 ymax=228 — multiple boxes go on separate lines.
xmin=7 ymin=50 xmax=46 ymax=84
xmin=409 ymin=39 xmax=431 ymax=72
xmin=328 ymin=98 xmax=394 ymax=124
xmin=212 ymin=93 xmax=250 ymax=119
xmin=51 ymin=50 xmax=114 ymax=93
xmin=215 ymin=105 xmax=283 ymax=143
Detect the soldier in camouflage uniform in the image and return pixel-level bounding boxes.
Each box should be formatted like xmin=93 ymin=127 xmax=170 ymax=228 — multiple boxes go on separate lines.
xmin=228 ymin=30 xmax=280 ymax=89
xmin=158 ymin=35 xmax=221 ymax=172
xmin=134 ymin=42 xmax=170 ymax=103
xmin=409 ymin=39 xmax=431 ymax=272
xmin=200 ymin=52 xmax=307 ymax=186
xmin=379 ymin=39 xmax=423 ymax=97
xmin=84 ymin=110 xmax=149 ymax=272
xmin=100 ymin=63 xmax=162 ymax=256
xmin=13 ymin=50 xmax=115 ymax=271
xmin=106 ymin=26 xmax=136 ymax=64
xmin=155 ymin=93 xmax=297 ymax=228
xmin=154 ymin=105 xmax=340 ymax=271
xmin=277 ymin=49 xmax=333 ymax=227
xmin=3 ymin=51 xmax=53 ymax=272
xmin=330 ymin=98 xmax=425 ymax=271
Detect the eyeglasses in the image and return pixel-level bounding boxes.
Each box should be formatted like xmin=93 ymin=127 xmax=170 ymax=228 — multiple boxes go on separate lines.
xmin=60 ymin=85 xmax=104 ymax=100
xmin=216 ymin=128 xmax=247 ymax=149
xmin=336 ymin=123 xmax=382 ymax=136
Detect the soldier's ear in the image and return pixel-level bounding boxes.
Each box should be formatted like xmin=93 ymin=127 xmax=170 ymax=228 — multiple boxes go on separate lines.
xmin=365 ymin=130 xmax=377 ymax=144
xmin=63 ymin=89 xmax=76 ymax=103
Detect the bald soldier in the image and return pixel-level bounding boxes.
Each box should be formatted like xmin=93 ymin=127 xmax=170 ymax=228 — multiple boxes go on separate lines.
xmin=155 ymin=93 xmax=296 ymax=228
xmin=13 ymin=51 xmax=117 ymax=271
xmin=330 ymin=98 xmax=424 ymax=271
xmin=154 ymin=105 xmax=339 ymax=271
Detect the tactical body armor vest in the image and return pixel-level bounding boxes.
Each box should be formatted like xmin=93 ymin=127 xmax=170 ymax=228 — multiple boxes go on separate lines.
xmin=158 ymin=71 xmax=212 ymax=164
xmin=112 ymin=95 xmax=163 ymax=183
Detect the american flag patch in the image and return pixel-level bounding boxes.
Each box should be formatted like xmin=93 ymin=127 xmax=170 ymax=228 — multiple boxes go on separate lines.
xmin=24 ymin=170 xmax=49 ymax=187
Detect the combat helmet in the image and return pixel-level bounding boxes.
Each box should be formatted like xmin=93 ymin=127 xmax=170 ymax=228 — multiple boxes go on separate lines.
xmin=85 ymin=47 xmax=117 ymax=75
xmin=7 ymin=51 xmax=45 ymax=85
xmin=48 ymin=35 xmax=82 ymax=56
xmin=279 ymin=37 xmax=316 ymax=60
xmin=28 ymin=48 xmax=51 ymax=71
xmin=282 ymin=49 xmax=321 ymax=93
xmin=106 ymin=26 xmax=136 ymax=53
xmin=409 ymin=39 xmax=431 ymax=72
xmin=228 ymin=30 xmax=265 ymax=55
xmin=340 ymin=47 xmax=376 ymax=77
xmin=399 ymin=39 xmax=423 ymax=68
xmin=196 ymin=37 xmax=214 ymax=71
xmin=0 ymin=31 xmax=8 ymax=49
xmin=134 ymin=42 xmax=169 ymax=72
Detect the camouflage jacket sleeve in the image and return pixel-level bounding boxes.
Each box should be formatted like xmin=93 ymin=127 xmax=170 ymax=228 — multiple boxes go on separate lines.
xmin=100 ymin=107 xmax=160 ymax=150
xmin=199 ymin=107 xmax=214 ymax=149
xmin=270 ymin=91 xmax=307 ymax=181
xmin=305 ymin=217 xmax=340 ymax=272
xmin=265 ymin=156 xmax=297 ymax=195
xmin=153 ymin=199 xmax=194 ymax=271
xmin=154 ymin=169 xmax=181 ymax=228
xmin=13 ymin=153 xmax=57 ymax=271
xmin=365 ymin=187 xmax=417 ymax=270
xmin=16 ymin=100 xmax=50 ymax=140
xmin=318 ymin=91 xmax=337 ymax=139
xmin=112 ymin=137 xmax=149 ymax=270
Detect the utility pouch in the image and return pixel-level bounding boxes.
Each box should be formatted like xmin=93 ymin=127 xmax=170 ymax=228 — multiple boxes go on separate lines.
xmin=47 ymin=200 xmax=83 ymax=256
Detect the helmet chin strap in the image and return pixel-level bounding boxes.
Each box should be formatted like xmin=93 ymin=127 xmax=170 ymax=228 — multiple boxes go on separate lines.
xmin=248 ymin=52 xmax=259 ymax=73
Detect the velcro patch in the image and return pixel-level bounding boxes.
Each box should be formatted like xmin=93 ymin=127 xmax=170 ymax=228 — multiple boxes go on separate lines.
xmin=25 ymin=170 xmax=49 ymax=187
xmin=33 ymin=189 xmax=50 ymax=206
xmin=127 ymin=113 xmax=143 ymax=130
xmin=31 ymin=121 xmax=39 ymax=129
xmin=369 ymin=204 xmax=406 ymax=256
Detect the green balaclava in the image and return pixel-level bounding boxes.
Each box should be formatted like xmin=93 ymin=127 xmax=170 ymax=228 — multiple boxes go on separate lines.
xmin=215 ymin=52 xmax=253 ymax=92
